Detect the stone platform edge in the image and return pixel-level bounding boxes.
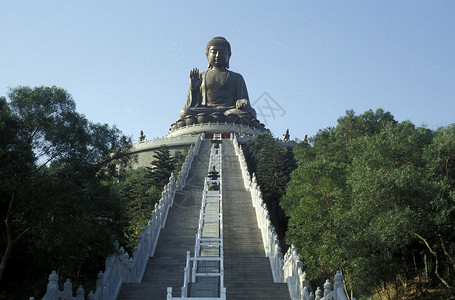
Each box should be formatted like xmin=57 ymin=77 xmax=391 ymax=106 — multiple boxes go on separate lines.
xmin=166 ymin=122 xmax=267 ymax=138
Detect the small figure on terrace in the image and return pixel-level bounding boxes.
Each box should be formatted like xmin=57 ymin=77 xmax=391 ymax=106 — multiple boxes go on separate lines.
xmin=178 ymin=36 xmax=258 ymax=126
xmin=139 ymin=130 xmax=146 ymax=142
xmin=303 ymin=134 xmax=308 ymax=144
xmin=283 ymin=129 xmax=290 ymax=142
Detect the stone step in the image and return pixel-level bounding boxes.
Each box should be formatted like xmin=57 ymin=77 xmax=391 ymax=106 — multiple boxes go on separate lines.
xmin=226 ymin=283 xmax=290 ymax=300
xmin=190 ymin=277 xmax=219 ymax=297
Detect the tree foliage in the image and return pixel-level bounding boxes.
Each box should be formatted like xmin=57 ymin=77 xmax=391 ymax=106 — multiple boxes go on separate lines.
xmin=117 ymin=168 xmax=161 ymax=251
xmin=117 ymin=146 xmax=187 ymax=251
xmin=282 ymin=109 xmax=455 ymax=298
xmin=243 ymin=133 xmax=296 ymax=241
xmin=0 ymin=86 xmax=133 ymax=298
xmin=146 ymin=146 xmax=176 ymax=189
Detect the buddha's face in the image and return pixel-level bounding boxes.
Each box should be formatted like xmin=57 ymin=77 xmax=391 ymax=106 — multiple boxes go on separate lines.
xmin=207 ymin=45 xmax=229 ymax=68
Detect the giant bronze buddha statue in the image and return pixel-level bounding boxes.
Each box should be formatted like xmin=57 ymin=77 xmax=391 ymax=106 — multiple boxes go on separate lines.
xmin=173 ymin=36 xmax=262 ymax=129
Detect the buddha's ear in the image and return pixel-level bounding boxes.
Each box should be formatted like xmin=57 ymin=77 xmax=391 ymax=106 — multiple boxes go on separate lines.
xmin=207 ymin=61 xmax=211 ymax=68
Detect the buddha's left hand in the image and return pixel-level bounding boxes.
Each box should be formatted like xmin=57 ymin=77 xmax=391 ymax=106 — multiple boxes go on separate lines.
xmin=236 ymin=99 xmax=249 ymax=109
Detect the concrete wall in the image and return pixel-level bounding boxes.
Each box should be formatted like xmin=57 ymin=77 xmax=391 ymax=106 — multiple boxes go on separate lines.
xmin=130 ymin=135 xmax=199 ymax=169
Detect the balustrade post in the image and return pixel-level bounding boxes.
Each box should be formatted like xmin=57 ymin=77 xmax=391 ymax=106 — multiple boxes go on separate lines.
xmin=134 ymin=244 xmax=139 ymax=260
xmin=96 ymin=271 xmax=104 ymax=298
xmin=63 ymin=278 xmax=73 ymax=299
xmin=221 ymin=287 xmax=226 ymax=300
xmin=167 ymin=287 xmax=173 ymax=299
xmin=334 ymin=270 xmax=343 ymax=291
xmin=151 ymin=211 xmax=157 ymax=231
xmin=87 ymin=291 xmax=95 ymax=300
xmin=308 ymin=291 xmax=315 ymax=300
xmin=279 ymin=252 xmax=284 ymax=282
xmin=76 ymin=285 xmax=85 ymax=300
xmin=46 ymin=271 xmax=59 ymax=293
xmin=315 ymin=287 xmax=323 ymax=300
xmin=283 ymin=250 xmax=290 ymax=280
xmin=161 ymin=201 xmax=167 ymax=228
xmin=120 ymin=250 xmax=127 ymax=278
xmin=154 ymin=203 xmax=159 ymax=226
xmin=118 ymin=248 xmax=124 ymax=277
xmin=124 ymin=252 xmax=130 ymax=279
xmin=324 ymin=279 xmax=332 ymax=297
xmin=129 ymin=257 xmax=135 ymax=282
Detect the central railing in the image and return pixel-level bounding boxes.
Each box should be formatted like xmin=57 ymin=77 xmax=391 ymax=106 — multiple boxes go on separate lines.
xmin=167 ymin=133 xmax=226 ymax=300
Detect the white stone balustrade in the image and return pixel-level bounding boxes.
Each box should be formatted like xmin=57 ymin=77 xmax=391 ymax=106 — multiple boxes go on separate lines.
xmin=37 ymin=271 xmax=85 ymax=300
xmin=135 ymin=133 xmax=202 ymax=147
xmin=36 ymin=134 xmax=204 ymax=300
xmin=231 ymin=134 xmax=284 ymax=282
xmin=176 ymin=133 xmax=204 ymax=191
xmin=231 ymin=134 xmax=352 ymax=300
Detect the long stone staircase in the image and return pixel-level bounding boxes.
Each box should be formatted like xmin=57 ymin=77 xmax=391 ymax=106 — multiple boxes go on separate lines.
xmin=117 ymin=139 xmax=290 ymax=300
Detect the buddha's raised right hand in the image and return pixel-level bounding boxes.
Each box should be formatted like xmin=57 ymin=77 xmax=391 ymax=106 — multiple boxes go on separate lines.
xmin=189 ymin=68 xmax=201 ymax=90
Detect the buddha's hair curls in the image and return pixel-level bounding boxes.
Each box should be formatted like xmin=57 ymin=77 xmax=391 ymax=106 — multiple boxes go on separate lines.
xmin=206 ymin=36 xmax=231 ymax=68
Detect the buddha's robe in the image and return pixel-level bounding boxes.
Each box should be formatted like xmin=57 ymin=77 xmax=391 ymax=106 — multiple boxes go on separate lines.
xmin=180 ymin=69 xmax=256 ymax=119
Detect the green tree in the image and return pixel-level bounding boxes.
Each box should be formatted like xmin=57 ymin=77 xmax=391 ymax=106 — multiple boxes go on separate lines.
xmin=117 ymin=147 xmax=188 ymax=251
xmin=173 ymin=150 xmax=187 ymax=175
xmin=282 ymin=158 xmax=349 ymax=284
xmin=117 ymin=168 xmax=161 ymax=250
xmin=0 ymin=86 xmax=132 ymax=297
xmin=244 ymin=133 xmax=296 ymax=241
xmin=418 ymin=125 xmax=455 ymax=291
xmin=282 ymin=109 xmax=407 ymax=296
xmin=343 ymin=122 xmax=434 ymax=296
xmin=282 ymin=109 xmax=455 ymax=298
xmin=147 ymin=146 xmax=176 ymax=188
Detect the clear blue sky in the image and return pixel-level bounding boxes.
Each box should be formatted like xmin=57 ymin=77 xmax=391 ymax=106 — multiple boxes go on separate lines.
xmin=1 ymin=1 xmax=454 ymax=142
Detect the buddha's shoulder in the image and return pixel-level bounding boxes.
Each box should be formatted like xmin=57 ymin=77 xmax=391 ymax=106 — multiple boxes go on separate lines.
xmin=202 ymin=69 xmax=240 ymax=74
xmin=202 ymin=69 xmax=244 ymax=79
xmin=227 ymin=70 xmax=245 ymax=80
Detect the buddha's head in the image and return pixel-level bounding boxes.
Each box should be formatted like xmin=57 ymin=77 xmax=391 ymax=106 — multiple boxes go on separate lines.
xmin=206 ymin=36 xmax=231 ymax=69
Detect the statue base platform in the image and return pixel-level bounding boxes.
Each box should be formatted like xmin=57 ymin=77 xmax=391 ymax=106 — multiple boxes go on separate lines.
xmin=166 ymin=122 xmax=267 ymax=138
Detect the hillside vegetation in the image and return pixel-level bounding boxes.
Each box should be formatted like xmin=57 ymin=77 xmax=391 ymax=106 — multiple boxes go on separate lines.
xmin=246 ymin=109 xmax=455 ymax=299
